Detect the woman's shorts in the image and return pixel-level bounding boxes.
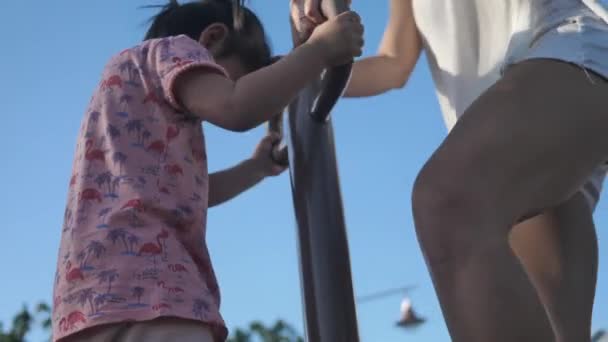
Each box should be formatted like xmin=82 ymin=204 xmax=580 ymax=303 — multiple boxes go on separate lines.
xmin=503 ymin=5 xmax=608 ymax=210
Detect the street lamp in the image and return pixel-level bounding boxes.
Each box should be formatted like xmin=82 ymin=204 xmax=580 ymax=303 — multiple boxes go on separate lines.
xmin=357 ymin=285 xmax=427 ymax=330
xmin=396 ymin=298 xmax=426 ymax=328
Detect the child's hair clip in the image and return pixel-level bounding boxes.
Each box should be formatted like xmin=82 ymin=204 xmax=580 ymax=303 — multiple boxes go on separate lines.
xmin=232 ymin=0 xmax=245 ymax=31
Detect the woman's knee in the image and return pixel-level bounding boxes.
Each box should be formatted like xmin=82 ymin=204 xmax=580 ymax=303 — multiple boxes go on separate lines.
xmin=412 ymin=159 xmax=498 ymax=263
xmin=412 ymin=162 xmax=478 ymax=227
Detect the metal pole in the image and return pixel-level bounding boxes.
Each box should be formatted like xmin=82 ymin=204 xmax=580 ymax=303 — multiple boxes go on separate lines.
xmin=279 ymin=1 xmax=359 ymax=341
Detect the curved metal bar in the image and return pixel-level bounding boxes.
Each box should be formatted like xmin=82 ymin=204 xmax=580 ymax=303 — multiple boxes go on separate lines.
xmin=283 ymin=1 xmax=360 ymax=341
xmin=310 ymin=64 xmax=352 ymax=122
xmin=310 ymin=0 xmax=353 ymax=122
xmin=286 ymin=86 xmax=359 ymax=342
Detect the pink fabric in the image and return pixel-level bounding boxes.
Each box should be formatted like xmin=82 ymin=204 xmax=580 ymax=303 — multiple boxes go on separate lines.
xmin=52 ymin=35 xmax=229 ymax=342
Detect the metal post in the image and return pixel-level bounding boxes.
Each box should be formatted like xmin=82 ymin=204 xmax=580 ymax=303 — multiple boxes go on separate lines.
xmin=278 ymin=1 xmax=360 ymax=341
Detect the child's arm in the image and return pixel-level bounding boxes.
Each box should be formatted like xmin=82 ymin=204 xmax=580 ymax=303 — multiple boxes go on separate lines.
xmin=208 ymin=133 xmax=286 ymax=207
xmin=176 ymin=12 xmax=364 ymax=132
xmin=291 ymin=0 xmax=422 ymax=98
xmin=345 ymin=0 xmax=422 ymax=97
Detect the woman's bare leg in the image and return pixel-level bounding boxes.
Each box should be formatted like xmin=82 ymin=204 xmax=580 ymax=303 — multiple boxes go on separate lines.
xmin=510 ymin=193 xmax=598 ymax=342
xmin=412 ymin=60 xmax=608 ymax=342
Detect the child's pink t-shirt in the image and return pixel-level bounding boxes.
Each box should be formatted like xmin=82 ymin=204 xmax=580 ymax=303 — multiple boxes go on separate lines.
xmin=52 ymin=35 xmax=229 ymax=341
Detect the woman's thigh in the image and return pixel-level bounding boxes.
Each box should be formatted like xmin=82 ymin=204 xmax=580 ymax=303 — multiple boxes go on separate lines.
xmin=419 ymin=59 xmax=608 ymax=224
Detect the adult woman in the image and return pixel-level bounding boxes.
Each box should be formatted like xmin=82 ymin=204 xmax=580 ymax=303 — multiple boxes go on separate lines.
xmin=291 ymin=1 xmax=608 ymax=341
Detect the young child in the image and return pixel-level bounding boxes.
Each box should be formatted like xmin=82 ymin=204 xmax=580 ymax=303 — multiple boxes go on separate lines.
xmin=52 ymin=1 xmax=364 ymax=341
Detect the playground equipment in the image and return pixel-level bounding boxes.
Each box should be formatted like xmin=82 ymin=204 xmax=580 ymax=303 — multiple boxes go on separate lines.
xmin=268 ymin=1 xmax=426 ymax=340
xmin=268 ymin=0 xmax=357 ymax=341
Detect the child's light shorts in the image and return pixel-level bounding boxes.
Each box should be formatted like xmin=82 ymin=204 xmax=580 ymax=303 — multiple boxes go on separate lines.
xmin=503 ymin=4 xmax=608 ymax=210
xmin=59 ymin=317 xmax=215 ymax=342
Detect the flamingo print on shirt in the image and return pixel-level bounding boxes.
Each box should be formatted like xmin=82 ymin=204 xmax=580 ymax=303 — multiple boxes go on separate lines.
xmin=52 ymin=35 xmax=230 ymax=342
xmin=138 ymin=230 xmax=169 ymax=266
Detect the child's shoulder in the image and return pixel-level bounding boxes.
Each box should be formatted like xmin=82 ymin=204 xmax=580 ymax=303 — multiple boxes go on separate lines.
xmin=112 ymin=40 xmax=154 ymax=62
xmin=110 ymin=35 xmax=204 ymax=63
xmin=103 ymin=39 xmax=163 ymax=75
xmin=100 ymin=35 xmax=214 ymax=86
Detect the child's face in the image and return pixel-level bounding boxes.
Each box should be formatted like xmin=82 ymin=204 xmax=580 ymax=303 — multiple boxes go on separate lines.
xmin=214 ymin=55 xmax=249 ymax=81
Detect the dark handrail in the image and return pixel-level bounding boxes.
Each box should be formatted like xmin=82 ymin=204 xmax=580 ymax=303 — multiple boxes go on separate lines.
xmin=310 ymin=0 xmax=353 ymax=122
xmin=267 ymin=1 xmax=360 ymax=341
xmin=268 ymin=0 xmax=353 ymax=164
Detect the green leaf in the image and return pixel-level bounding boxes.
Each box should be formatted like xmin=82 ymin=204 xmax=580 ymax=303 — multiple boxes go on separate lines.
xmin=36 ymin=303 xmax=50 ymax=314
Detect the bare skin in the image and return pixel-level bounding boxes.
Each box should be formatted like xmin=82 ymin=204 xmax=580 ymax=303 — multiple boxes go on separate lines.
xmin=176 ymin=12 xmax=363 ymax=132
xmin=291 ymin=1 xmax=602 ymax=341
xmin=208 ymin=133 xmax=287 ymax=207
xmin=290 ymin=0 xmax=420 ymax=97
xmin=510 ymin=193 xmax=598 ymax=341
xmin=411 ymin=60 xmax=606 ymax=342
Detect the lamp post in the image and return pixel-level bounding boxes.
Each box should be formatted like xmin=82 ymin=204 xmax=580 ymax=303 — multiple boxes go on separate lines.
xmin=357 ymin=285 xmax=427 ymax=329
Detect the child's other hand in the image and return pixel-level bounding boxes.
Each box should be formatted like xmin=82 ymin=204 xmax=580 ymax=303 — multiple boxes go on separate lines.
xmin=251 ymin=133 xmax=287 ymax=177
xmin=307 ymin=10 xmax=364 ymax=67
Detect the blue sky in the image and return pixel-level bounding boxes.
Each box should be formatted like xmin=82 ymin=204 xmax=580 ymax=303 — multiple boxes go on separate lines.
xmin=1 ymin=1 xmax=607 ymax=341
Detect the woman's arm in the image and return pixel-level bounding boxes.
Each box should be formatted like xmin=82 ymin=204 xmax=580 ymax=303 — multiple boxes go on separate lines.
xmin=344 ymin=0 xmax=423 ymax=97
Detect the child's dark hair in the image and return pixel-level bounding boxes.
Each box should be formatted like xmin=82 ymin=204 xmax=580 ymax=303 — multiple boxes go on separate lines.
xmin=144 ymin=0 xmax=271 ymax=72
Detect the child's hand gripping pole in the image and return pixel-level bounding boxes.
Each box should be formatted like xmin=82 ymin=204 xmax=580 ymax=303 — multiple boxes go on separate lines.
xmin=267 ymin=111 xmax=288 ymax=167
xmin=266 ymin=55 xmax=289 ymax=167
xmin=270 ymin=0 xmax=355 ymax=164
